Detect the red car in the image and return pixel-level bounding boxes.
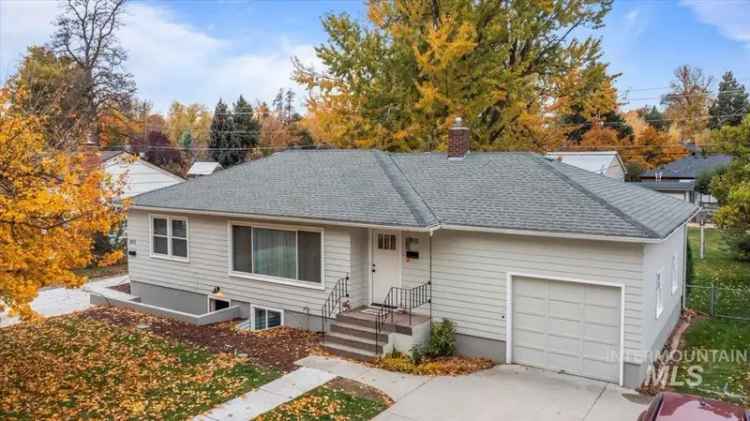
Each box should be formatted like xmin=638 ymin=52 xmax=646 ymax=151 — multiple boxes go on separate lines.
xmin=639 ymin=392 xmax=749 ymax=421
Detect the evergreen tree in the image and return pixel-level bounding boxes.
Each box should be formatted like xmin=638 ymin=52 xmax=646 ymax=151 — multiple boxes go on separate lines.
xmin=209 ymin=99 xmax=236 ymax=167
xmin=232 ymin=95 xmax=260 ymax=157
xmin=638 ymin=106 xmax=670 ymax=132
xmin=709 ymin=71 xmax=750 ymax=129
xmin=179 ymin=130 xmax=193 ymax=163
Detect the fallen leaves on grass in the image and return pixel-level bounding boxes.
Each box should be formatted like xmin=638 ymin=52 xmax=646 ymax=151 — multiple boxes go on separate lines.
xmin=83 ymin=306 xmax=320 ymax=372
xmin=0 ymin=313 xmax=279 ymax=420
xmin=376 ymin=354 xmax=494 ymax=376
xmin=255 ymin=380 xmax=389 ymax=421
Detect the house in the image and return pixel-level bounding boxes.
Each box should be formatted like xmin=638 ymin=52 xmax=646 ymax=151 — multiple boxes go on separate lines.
xmin=639 ymin=152 xmax=732 ymax=206
xmin=123 ymin=119 xmax=697 ymax=388
xmin=545 ymin=151 xmax=627 ymax=180
xmin=98 ymin=151 xmax=185 ymax=198
xmin=187 ymin=161 xmax=223 ymax=178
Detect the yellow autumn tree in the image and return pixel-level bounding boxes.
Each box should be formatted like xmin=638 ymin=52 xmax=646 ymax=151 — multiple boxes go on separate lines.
xmin=0 ymin=88 xmax=124 ymax=320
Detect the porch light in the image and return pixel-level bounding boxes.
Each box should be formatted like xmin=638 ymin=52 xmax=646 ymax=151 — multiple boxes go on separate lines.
xmin=212 ymin=286 xmax=224 ymax=298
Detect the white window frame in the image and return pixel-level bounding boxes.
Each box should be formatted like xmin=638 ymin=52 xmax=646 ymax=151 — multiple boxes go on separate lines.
xmin=207 ymin=296 xmax=231 ymax=313
xmin=671 ymin=254 xmax=679 ymax=295
xmin=227 ymin=220 xmax=325 ymax=290
xmin=149 ymin=214 xmax=189 ymax=262
xmin=250 ymin=304 xmax=284 ymax=331
xmin=656 ymin=271 xmax=664 ymax=319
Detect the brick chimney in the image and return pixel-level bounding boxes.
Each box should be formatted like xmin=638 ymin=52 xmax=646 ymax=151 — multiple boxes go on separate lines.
xmin=448 ymin=117 xmax=470 ymax=160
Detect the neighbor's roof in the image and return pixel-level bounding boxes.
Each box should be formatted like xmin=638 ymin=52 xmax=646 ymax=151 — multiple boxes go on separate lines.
xmin=133 ymin=150 xmax=698 ymax=240
xmin=545 ymin=151 xmax=624 ymax=176
xmin=642 ymin=153 xmax=732 ymax=179
xmin=188 ymin=161 xmax=223 ymax=176
xmin=637 ymin=180 xmax=695 ymax=192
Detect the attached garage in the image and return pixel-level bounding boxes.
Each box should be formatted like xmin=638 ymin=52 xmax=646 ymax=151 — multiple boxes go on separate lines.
xmin=508 ymin=275 xmax=623 ymax=384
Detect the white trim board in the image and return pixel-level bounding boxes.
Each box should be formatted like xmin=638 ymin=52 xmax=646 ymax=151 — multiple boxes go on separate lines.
xmin=505 ymin=272 xmax=625 ymax=387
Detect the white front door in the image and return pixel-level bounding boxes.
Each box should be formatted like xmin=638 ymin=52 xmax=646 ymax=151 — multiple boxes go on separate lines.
xmin=371 ymin=230 xmax=401 ymax=305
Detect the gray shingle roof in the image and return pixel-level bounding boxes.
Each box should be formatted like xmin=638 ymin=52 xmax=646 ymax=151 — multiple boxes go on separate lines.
xmin=637 ymin=180 xmax=695 ymax=192
xmin=642 ymin=153 xmax=732 ymax=179
xmin=134 ymin=150 xmax=698 ymax=239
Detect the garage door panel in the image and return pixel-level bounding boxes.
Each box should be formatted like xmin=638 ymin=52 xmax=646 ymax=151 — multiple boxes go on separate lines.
xmin=514 ymin=312 xmax=546 ymax=330
xmin=549 ymin=300 xmax=582 ymax=320
xmin=546 ymin=352 xmax=582 ymax=374
xmin=514 ymin=277 xmax=547 ymax=294
xmin=547 ymin=318 xmax=582 ymax=338
xmin=514 ymin=296 xmax=547 ymax=315
xmin=514 ymin=346 xmax=545 ymax=366
xmin=512 ymin=277 xmax=621 ymax=384
xmin=548 ymin=282 xmax=584 ymax=301
xmin=514 ymin=328 xmax=546 ymax=349
xmin=546 ymin=333 xmax=582 ymax=356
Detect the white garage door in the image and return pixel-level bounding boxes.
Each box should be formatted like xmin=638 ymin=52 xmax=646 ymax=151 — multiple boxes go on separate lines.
xmin=511 ymin=276 xmax=621 ymax=383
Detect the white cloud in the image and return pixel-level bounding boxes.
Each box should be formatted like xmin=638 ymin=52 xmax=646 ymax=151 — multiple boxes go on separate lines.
xmin=682 ymin=0 xmax=750 ymax=47
xmin=0 ymin=1 xmax=321 ymax=113
xmin=0 ymin=0 xmax=59 ymax=80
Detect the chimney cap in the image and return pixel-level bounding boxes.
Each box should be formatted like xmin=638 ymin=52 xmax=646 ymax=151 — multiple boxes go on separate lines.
xmin=453 ymin=117 xmax=464 ymax=128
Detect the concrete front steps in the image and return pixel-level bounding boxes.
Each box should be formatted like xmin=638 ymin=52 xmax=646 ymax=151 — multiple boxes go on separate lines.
xmin=321 ymin=307 xmax=430 ymax=360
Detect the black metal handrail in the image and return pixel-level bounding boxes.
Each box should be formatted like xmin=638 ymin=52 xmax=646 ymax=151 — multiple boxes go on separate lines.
xmin=320 ymin=275 xmax=349 ymax=337
xmin=375 ymin=281 xmax=432 ymax=352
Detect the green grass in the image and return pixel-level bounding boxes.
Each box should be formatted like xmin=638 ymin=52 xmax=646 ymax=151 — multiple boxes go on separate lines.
xmin=255 ymin=385 xmax=388 ymax=421
xmin=675 ymin=228 xmax=750 ymax=403
xmin=673 ymin=317 xmax=750 ymax=404
xmin=686 ymin=227 xmax=750 ymax=318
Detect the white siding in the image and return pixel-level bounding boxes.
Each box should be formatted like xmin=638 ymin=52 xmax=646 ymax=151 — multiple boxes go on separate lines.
xmin=606 ymin=160 xmax=626 ymax=181
xmin=641 ymin=224 xmax=686 ymax=357
xmin=106 ymin=157 xmax=183 ymax=198
xmin=410 ymin=230 xmax=645 ymax=361
xmin=127 ymin=210 xmax=362 ymax=315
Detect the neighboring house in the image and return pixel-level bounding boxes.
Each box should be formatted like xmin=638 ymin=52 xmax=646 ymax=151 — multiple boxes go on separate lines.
xmin=639 ymin=152 xmax=732 ymax=206
xmin=545 ymin=151 xmax=626 ymax=180
xmin=124 ymin=120 xmax=697 ymax=388
xmin=187 ymin=161 xmax=223 ymax=178
xmin=100 ymin=151 xmax=185 ymax=198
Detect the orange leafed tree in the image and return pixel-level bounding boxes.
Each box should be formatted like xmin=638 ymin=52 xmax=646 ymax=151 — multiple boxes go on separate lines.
xmin=0 ymin=88 xmax=124 ymax=320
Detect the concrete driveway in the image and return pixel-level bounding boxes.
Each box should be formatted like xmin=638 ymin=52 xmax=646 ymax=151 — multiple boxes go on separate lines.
xmin=297 ymin=356 xmax=650 ymax=421
xmin=0 ymin=275 xmax=128 ymax=327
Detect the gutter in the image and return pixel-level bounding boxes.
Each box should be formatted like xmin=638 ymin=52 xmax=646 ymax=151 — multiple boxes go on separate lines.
xmin=130 ymin=204 xmax=679 ymax=244
xmin=129 ymin=205 xmax=438 ymax=233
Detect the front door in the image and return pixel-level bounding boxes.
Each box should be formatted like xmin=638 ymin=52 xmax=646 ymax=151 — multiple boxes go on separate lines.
xmin=371 ymin=230 xmax=401 ymax=305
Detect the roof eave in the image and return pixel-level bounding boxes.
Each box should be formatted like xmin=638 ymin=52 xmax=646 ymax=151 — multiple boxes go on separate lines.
xmin=129 ymin=204 xmax=437 ymax=232
xmin=438 ymin=223 xmax=664 ymax=243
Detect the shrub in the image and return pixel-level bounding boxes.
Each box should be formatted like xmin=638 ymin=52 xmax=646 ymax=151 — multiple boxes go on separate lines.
xmin=411 ymin=319 xmax=457 ymax=363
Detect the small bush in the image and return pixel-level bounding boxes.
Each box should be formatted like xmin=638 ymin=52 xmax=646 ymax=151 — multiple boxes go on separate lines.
xmin=411 ymin=319 xmax=457 ymax=363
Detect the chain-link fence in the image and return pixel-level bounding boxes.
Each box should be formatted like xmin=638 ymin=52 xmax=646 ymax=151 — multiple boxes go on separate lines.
xmin=685 ymin=284 xmax=750 ymax=320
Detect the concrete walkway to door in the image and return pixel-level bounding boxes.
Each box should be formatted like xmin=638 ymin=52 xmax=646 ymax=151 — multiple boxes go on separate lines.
xmin=296 ymin=355 xmax=650 ymax=421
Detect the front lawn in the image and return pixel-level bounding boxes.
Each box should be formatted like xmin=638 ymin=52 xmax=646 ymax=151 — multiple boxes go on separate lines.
xmin=0 ymin=313 xmax=280 ymax=420
xmin=673 ymin=317 xmax=750 ymax=404
xmin=255 ymin=378 xmax=391 ymax=421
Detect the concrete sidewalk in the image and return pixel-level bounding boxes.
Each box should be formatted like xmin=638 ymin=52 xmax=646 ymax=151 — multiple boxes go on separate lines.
xmin=297 ymin=355 xmax=650 ymax=421
xmin=0 ymin=275 xmax=128 ymax=327
xmin=194 ymin=367 xmax=336 ymax=420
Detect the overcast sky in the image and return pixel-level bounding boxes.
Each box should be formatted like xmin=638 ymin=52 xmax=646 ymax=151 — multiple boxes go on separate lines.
xmin=2 ymin=0 xmax=749 ymax=113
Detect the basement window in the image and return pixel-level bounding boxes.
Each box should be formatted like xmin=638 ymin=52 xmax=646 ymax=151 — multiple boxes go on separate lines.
xmin=209 ymin=297 xmax=230 ymax=312
xmin=251 ymin=305 xmax=283 ymax=331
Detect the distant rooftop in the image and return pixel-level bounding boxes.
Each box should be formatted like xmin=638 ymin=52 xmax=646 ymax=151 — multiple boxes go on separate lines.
xmin=545 ymin=151 xmax=624 ymax=177
xmin=642 ymin=153 xmax=732 ymax=179
xmin=188 ymin=161 xmax=223 ymax=176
